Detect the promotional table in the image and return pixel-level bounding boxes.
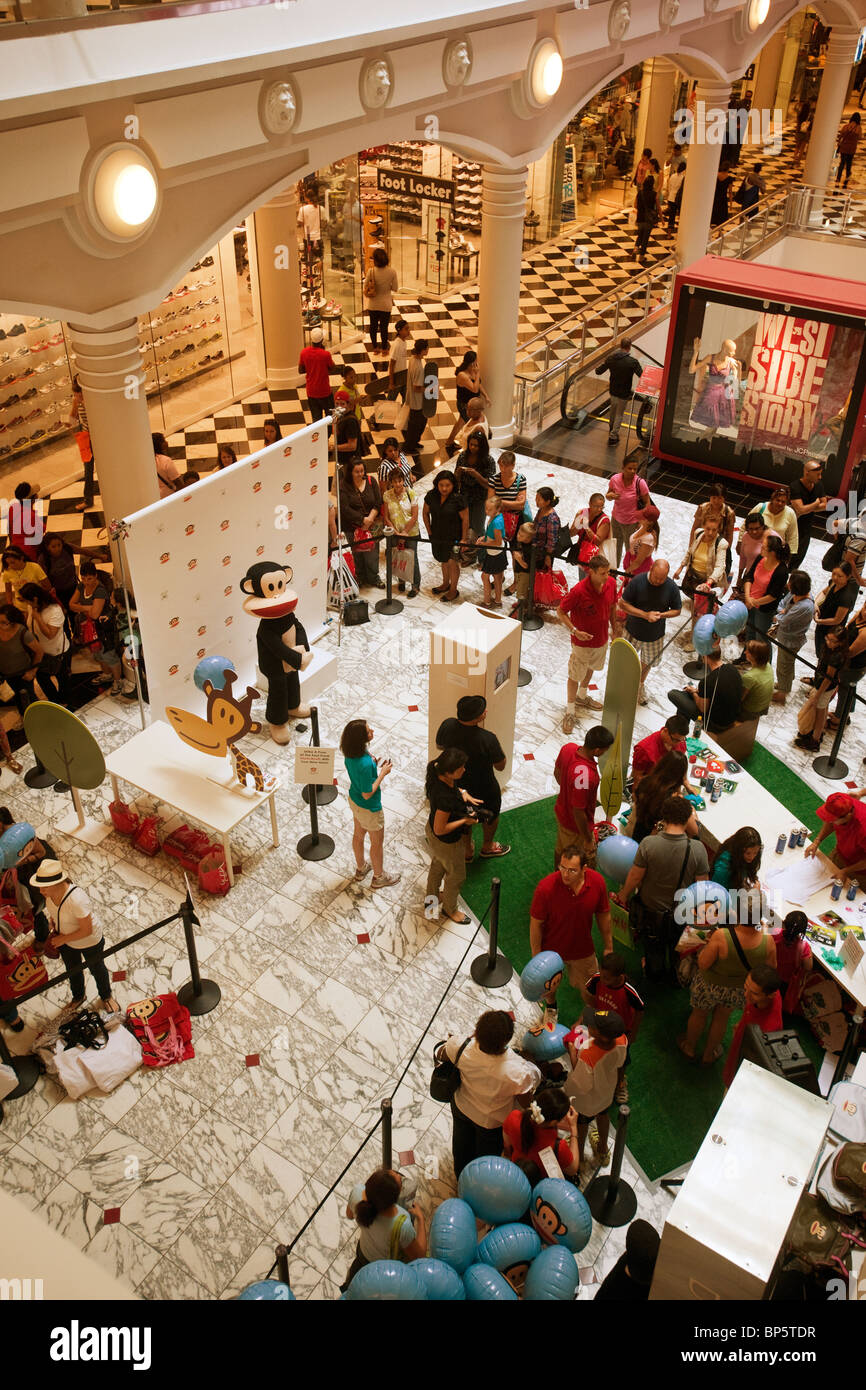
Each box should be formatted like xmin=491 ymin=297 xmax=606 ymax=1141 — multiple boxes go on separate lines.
xmin=689 ymin=733 xmax=866 ymax=1010
xmin=105 ymin=720 xmax=279 ymax=887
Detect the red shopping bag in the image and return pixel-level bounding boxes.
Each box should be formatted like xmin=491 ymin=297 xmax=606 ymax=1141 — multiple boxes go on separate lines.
xmin=533 ymin=568 xmax=569 ymax=608
xmin=163 ymin=824 xmax=214 ymax=872
xmin=132 ymin=815 xmax=161 ymax=857
xmin=197 ymin=848 xmax=231 ymax=896
xmin=109 ymin=799 xmax=140 ymax=835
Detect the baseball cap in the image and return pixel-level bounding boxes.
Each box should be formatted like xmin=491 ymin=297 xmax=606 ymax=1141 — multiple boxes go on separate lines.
xmin=310 ymin=327 xmax=324 ymax=344
xmin=583 ymin=1006 xmax=625 ymax=1040
xmin=816 ymin=793 xmax=854 ymax=822
xmin=32 ymin=858 xmax=66 ymax=888
xmin=624 ymin=1220 xmax=661 ymax=1285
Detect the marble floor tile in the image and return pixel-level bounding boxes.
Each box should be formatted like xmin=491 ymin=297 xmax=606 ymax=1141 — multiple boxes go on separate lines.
xmin=120 ymin=1162 xmax=211 ymax=1252
xmin=40 ymin=1179 xmax=106 ymax=1250
xmin=264 ymin=1091 xmax=356 ymax=1179
xmin=135 ymin=1252 xmax=212 ymax=1301
xmin=5 ymin=1139 xmax=73 ymax=1211
xmin=278 ymin=862 xmax=351 ymax=913
xmin=213 ymin=1051 xmax=299 ymax=1141
xmin=271 ymin=1179 xmax=355 ymax=1278
xmin=84 ymin=1221 xmax=162 ymax=1291
xmin=212 ymin=989 xmax=302 ymax=1055
xmin=163 ymin=1029 xmax=245 ymax=1109
xmin=346 ymin=1003 xmax=422 ymax=1075
xmin=63 ymin=1126 xmax=163 ymax=1205
xmin=293 ymin=975 xmax=373 ymax=1039
xmin=166 ymin=1111 xmax=260 ymax=1193
xmin=0 ymin=1073 xmax=65 ymax=1146
xmin=281 ymin=918 xmax=356 ymax=976
xmin=233 ymin=890 xmax=317 ymax=952
xmin=20 ymin=1097 xmax=110 ymax=1177
xmin=219 ymin=1140 xmax=307 ymax=1234
xmin=116 ymin=1077 xmax=205 ymax=1152
xmin=250 ymin=953 xmax=325 ymax=1018
xmin=168 ymin=1192 xmax=269 ymax=1297
xmin=305 ymin=1044 xmax=391 ymax=1125
xmin=217 ymin=1238 xmax=287 ymax=1299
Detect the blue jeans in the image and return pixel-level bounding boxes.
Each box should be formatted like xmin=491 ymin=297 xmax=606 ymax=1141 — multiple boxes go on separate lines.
xmin=745 ymin=605 xmax=774 ymax=644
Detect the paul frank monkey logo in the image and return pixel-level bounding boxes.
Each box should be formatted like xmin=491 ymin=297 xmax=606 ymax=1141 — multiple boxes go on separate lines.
xmin=283 ymin=482 xmax=292 ymax=493
xmin=256 ymin=545 xmax=265 ymax=556
xmin=197 ymin=626 xmax=207 ymax=637
xmin=310 ymin=484 xmax=318 ymax=495
xmin=185 ymin=524 xmax=195 ymax=536
xmin=187 ymin=560 xmax=197 ymax=571
xmin=169 ymin=617 xmax=179 ymax=628
xmin=252 ymin=481 xmax=262 ymax=493
xmin=223 ymin=585 xmax=232 ymax=597
xmin=160 ymin=553 xmax=170 ymax=564
xmin=531 ymin=1196 xmax=568 ymax=1244
xmin=169 ymin=664 xmax=179 ymax=676
xmin=222 ymin=556 xmax=231 ymax=567
xmin=220 ymin=520 xmax=230 ymax=531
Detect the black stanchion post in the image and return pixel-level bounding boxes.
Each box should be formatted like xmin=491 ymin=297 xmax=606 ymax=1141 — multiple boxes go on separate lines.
xmin=176 ymin=892 xmax=222 ymax=1015
xmin=813 ymin=679 xmax=855 ymax=780
xmin=297 ymin=776 xmax=335 ymax=860
xmin=24 ymin=758 xmax=59 ymax=790
xmin=522 ymin=544 xmax=543 ymax=632
xmin=583 ymin=1104 xmax=638 ymax=1227
xmin=0 ymin=1026 xmax=41 ymax=1099
xmin=375 ymin=533 xmax=404 ymax=616
xmin=302 ymin=704 xmax=338 ymax=806
xmin=274 ymin=1245 xmax=290 ymax=1286
xmin=381 ymin=1098 xmax=393 ymax=1170
xmin=470 ymin=877 xmax=513 ymax=987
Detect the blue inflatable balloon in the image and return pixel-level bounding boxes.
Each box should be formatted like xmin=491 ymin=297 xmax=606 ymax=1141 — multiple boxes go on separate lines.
xmin=428 ymin=1198 xmax=477 ymax=1273
xmin=674 ymin=879 xmax=730 ymax=930
xmin=194 ymin=655 xmax=236 ymax=692
xmin=596 ymin=834 xmax=638 ymax=885
xmin=520 ymin=1021 xmax=570 ymax=1062
xmin=462 ymin=1263 xmax=519 ymax=1301
xmin=458 ymin=1156 xmax=531 ymax=1226
xmin=236 ymin=1279 xmax=295 ymax=1300
xmin=715 ymin=599 xmax=748 ymax=638
xmin=344 ymin=1260 xmax=425 ymax=1301
xmin=524 ymin=1244 xmax=580 ymax=1301
xmin=412 ymin=1258 xmax=466 ymax=1301
xmin=530 ymin=1179 xmax=593 ymax=1253
xmin=0 ymin=823 xmax=36 ymax=870
xmin=692 ymin=613 xmax=718 ymax=656
xmin=520 ymin=951 xmax=565 ymax=1002
xmin=477 ymin=1223 xmax=542 ymax=1284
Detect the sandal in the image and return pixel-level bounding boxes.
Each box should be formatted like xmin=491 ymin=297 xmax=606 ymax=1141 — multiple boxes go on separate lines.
xmin=432 ymin=584 xmax=449 ymax=595
xmin=677 ymin=1035 xmax=696 ymax=1061
xmin=701 ymin=1044 xmax=723 ymax=1065
xmin=480 ymin=843 xmax=511 ymax=857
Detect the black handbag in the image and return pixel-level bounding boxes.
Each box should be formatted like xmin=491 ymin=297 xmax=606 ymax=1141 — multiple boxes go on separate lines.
xmin=822 ymin=535 xmax=845 ymax=572
xmin=430 ymin=1036 xmax=470 ymax=1103
xmin=58 ymin=1009 xmax=108 ymax=1051
xmin=342 ymin=597 xmax=369 ymax=626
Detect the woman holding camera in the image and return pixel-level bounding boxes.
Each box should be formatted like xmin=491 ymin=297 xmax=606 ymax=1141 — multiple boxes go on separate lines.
xmin=424 ymin=748 xmax=482 ymax=924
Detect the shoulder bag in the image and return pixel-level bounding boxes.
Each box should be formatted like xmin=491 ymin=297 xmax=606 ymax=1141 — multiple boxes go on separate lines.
xmin=727 ymin=926 xmax=753 ymax=975
xmin=430 ymin=1036 xmax=471 ymax=1103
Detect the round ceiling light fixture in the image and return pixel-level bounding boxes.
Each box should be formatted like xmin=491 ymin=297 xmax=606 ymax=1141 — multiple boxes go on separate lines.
xmin=92 ymin=147 xmax=159 ymax=238
xmin=746 ymin=0 xmax=770 ymax=30
xmin=529 ymin=38 xmax=564 ymax=106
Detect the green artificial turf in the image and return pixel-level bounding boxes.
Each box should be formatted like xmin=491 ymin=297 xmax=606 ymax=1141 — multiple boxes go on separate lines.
xmin=460 ymin=741 xmax=825 ymax=1181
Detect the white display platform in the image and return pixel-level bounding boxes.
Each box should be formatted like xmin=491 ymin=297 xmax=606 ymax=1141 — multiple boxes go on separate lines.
xmin=691 ymin=733 xmax=866 ymax=1009
xmin=650 ymin=1061 xmax=831 ymax=1301
xmin=428 ymin=603 xmax=522 ymax=785
xmin=259 ymin=645 xmax=338 ymax=707
xmin=104 ymin=720 xmax=279 ymax=886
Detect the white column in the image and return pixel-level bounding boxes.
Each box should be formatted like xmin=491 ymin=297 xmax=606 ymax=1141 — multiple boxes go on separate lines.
xmin=676 ymin=80 xmax=731 ymax=269
xmin=750 ymin=28 xmax=786 ymax=117
xmin=66 ymin=321 xmax=159 ymax=523
xmin=476 ymin=164 xmax=528 ymax=446
xmin=804 ymin=28 xmax=861 ymax=187
xmin=251 ymin=191 xmax=305 ymax=389
xmin=634 ymin=59 xmax=679 ymax=172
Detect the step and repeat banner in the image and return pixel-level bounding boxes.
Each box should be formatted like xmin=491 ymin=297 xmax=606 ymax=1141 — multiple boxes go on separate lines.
xmin=120 ymin=424 xmax=328 ymax=720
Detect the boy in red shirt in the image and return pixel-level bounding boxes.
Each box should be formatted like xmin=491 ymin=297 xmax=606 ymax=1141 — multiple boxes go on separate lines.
xmin=723 ymin=964 xmax=783 ymax=1090
xmin=631 ymin=714 xmax=689 ymax=787
xmin=586 ymin=951 xmax=644 ymax=1103
xmin=558 ymin=555 xmax=617 ymax=731
xmin=553 ymin=725 xmax=614 ymax=865
xmin=298 ymin=327 xmax=336 ymax=421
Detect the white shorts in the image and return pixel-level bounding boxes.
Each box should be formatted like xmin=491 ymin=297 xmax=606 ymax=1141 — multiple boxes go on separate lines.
xmin=568 ymin=643 xmax=608 ymax=681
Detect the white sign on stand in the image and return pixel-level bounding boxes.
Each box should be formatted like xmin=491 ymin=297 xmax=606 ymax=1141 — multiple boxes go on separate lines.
xmin=294 ymin=746 xmax=336 ymax=785
xmin=840 ymin=930 xmax=865 ymax=973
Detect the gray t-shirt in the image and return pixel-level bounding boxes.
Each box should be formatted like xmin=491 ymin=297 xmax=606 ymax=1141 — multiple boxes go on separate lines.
xmin=348 ymin=1183 xmax=416 ymax=1262
xmin=634 ymin=831 xmax=708 ymax=912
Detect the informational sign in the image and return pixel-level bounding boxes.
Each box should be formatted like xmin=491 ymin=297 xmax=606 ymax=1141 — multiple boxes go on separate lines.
xmin=294 ymin=746 xmax=336 ymax=785
xmin=738 ymin=314 xmax=837 ymax=456
xmin=377 ymin=166 xmax=454 ymax=204
xmin=561 ymin=144 xmax=575 ymax=222
xmin=840 ymin=929 xmax=864 ymax=973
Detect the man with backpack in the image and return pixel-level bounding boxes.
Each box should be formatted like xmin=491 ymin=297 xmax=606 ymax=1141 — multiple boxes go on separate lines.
xmin=620 ymin=795 xmax=708 ymax=982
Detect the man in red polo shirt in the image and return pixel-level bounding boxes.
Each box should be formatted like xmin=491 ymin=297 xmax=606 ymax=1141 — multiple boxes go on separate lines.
xmin=558 ymin=554 xmax=617 ymax=733
xmin=805 ymin=791 xmax=866 ymax=886
xmin=298 ymin=327 xmax=336 ymax=421
xmin=631 ymin=714 xmax=689 ymax=787
xmin=553 ymin=725 xmax=614 ymax=866
xmin=530 ymin=846 xmax=613 ymax=1003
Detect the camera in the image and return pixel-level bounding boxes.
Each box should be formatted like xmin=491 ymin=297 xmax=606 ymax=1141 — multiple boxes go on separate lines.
xmin=469 ymin=803 xmax=495 ymax=825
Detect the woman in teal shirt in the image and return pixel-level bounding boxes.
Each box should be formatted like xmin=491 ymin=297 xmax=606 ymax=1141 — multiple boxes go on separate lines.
xmin=340 ymin=719 xmax=401 ymax=889
xmin=712 ymin=826 xmax=762 ymax=893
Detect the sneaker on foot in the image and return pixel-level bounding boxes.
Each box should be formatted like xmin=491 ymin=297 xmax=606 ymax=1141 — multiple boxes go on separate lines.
xmin=581 ymin=694 xmax=603 ymax=711
xmin=371 ymin=871 xmax=401 ymax=889
xmin=353 ymin=861 xmax=371 ymax=880
xmin=561 ymin=710 xmax=575 ymax=734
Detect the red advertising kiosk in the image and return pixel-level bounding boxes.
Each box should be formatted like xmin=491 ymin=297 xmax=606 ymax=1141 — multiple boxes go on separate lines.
xmin=653 ymin=256 xmax=866 ymax=499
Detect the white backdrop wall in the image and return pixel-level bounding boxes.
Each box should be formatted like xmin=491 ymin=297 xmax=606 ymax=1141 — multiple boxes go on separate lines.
xmin=120 ymin=423 xmax=328 ymax=720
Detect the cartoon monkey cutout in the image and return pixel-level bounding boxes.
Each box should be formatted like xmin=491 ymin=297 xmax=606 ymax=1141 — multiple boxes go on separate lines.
xmin=166 ymin=668 xmax=278 ymax=795
xmin=240 ymin=561 xmax=312 ymax=745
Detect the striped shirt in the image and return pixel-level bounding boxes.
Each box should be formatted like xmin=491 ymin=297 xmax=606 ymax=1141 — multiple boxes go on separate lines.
xmin=74 ymin=392 xmax=88 ymax=431
xmin=491 ymin=470 xmax=526 ymax=505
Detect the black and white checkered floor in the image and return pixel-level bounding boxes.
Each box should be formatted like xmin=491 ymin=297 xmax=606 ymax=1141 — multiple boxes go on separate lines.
xmin=39 ymin=122 xmax=865 ymax=543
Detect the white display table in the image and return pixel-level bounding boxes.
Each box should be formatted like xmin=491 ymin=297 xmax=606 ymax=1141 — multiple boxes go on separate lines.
xmin=693 ymin=734 xmax=866 ymax=1010
xmin=105 ymin=720 xmax=279 ymax=886
xmin=650 ymin=1061 xmax=831 ymax=1300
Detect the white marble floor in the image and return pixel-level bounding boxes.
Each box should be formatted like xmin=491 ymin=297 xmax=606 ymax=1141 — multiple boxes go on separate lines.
xmin=1 ymin=452 xmax=856 ymax=1299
